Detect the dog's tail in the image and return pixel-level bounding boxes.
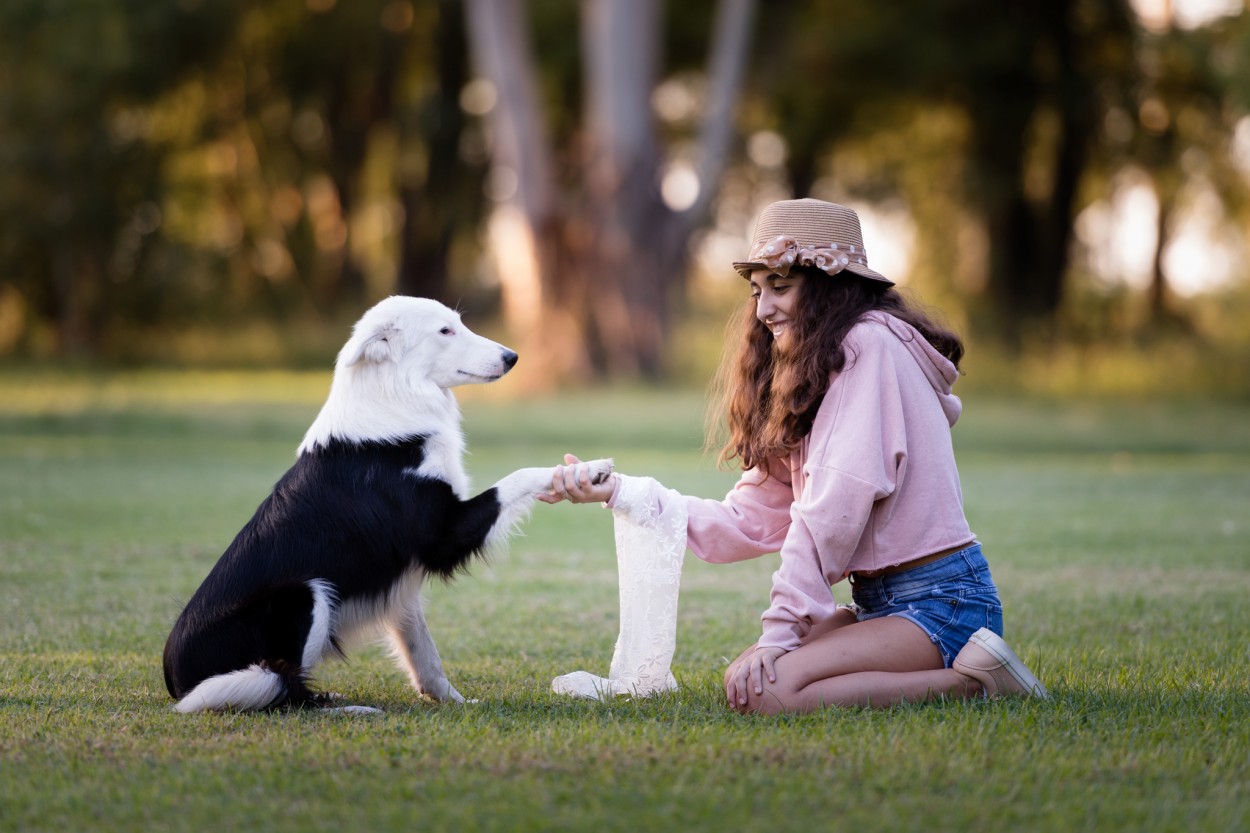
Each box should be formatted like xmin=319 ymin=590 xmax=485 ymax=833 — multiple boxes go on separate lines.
xmin=173 ymin=663 xmax=292 ymax=714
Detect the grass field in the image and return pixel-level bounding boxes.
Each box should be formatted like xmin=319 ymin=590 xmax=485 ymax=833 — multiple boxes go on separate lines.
xmin=1 ymin=370 xmax=1248 ymax=832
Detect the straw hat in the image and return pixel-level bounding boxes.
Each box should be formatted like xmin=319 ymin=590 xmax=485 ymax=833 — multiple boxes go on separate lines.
xmin=732 ymin=198 xmax=893 ymax=286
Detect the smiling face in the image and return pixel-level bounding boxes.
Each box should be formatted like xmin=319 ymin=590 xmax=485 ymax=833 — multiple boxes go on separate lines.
xmin=749 ymin=269 xmax=804 ymax=342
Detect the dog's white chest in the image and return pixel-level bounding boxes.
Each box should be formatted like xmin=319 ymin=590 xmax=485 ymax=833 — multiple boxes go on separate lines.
xmin=409 ymin=430 xmax=470 ymax=497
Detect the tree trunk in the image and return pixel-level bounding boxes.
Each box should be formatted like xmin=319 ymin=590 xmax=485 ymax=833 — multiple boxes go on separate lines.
xmin=968 ymin=0 xmax=1098 ymax=348
xmin=464 ymin=0 xmax=756 ymax=383
xmin=396 ymin=0 xmax=478 ymax=303
xmin=1035 ymin=4 xmax=1094 ymax=325
xmin=51 ymin=247 xmax=100 ymax=356
xmin=463 ymin=0 xmax=579 ymax=384
xmin=320 ymin=22 xmax=407 ymax=310
xmin=967 ymin=97 xmax=1036 ymax=346
xmin=1148 ymin=186 xmax=1175 ymax=324
xmin=579 ymin=0 xmax=669 ymax=377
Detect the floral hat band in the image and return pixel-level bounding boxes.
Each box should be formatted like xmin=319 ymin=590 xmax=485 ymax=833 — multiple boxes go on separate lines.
xmin=748 ymin=235 xmax=868 ymax=279
xmin=731 ymin=198 xmax=894 ymax=285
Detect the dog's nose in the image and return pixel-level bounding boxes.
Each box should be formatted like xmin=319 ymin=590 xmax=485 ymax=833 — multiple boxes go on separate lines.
xmin=502 ymin=350 xmax=518 ymax=369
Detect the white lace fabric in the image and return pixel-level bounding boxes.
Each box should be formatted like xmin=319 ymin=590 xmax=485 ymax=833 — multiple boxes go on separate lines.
xmin=552 ymin=475 xmax=687 ymax=699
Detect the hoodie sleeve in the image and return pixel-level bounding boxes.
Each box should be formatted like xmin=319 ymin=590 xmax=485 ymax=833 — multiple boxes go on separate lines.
xmin=757 ymin=324 xmax=909 ymax=651
xmin=684 ymin=456 xmax=795 ymax=563
xmin=603 ymin=456 xmax=793 ymax=564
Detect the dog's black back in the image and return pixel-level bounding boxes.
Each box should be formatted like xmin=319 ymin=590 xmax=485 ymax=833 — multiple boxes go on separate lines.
xmin=163 ymin=435 xmax=504 ymax=704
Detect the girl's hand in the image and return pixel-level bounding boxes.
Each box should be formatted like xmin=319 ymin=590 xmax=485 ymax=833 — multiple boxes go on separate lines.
xmin=539 ymin=454 xmax=617 ymax=504
xmin=724 ymin=645 xmax=787 ymax=710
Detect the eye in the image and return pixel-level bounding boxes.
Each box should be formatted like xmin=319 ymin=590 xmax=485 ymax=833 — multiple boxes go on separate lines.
xmin=439 ymin=326 xmax=454 ymax=336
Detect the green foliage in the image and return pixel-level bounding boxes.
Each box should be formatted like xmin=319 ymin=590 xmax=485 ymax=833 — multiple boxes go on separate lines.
xmin=0 ymin=1 xmax=1248 ymax=379
xmin=0 ymin=0 xmax=237 ymax=352
xmin=744 ymin=0 xmax=1144 ymax=335
xmin=2 ymin=372 xmax=1249 ymax=831
xmin=0 ymin=0 xmax=483 ymax=358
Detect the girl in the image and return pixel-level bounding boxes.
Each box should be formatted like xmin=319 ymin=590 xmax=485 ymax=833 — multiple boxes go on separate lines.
xmin=547 ymin=198 xmax=1045 ymax=713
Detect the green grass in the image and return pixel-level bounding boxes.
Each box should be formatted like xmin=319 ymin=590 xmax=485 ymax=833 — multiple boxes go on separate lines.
xmin=1 ymin=371 xmax=1248 ymax=832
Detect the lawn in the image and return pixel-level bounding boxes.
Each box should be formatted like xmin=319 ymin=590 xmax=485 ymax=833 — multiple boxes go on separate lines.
xmin=1 ymin=370 xmax=1248 ymax=832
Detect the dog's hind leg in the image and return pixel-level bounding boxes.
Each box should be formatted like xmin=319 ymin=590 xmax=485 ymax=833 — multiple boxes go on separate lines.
xmin=173 ymin=664 xmax=289 ymax=713
xmin=301 ymin=579 xmax=337 ymax=669
xmin=168 ymin=581 xmax=333 ymax=713
xmin=386 ymin=592 xmax=465 ymax=703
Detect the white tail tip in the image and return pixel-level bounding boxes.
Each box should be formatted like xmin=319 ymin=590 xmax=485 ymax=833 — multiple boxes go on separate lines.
xmin=173 ymin=664 xmax=287 ymax=713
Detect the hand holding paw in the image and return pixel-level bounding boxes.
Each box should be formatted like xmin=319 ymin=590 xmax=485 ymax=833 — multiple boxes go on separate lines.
xmin=540 ymin=454 xmax=616 ymax=504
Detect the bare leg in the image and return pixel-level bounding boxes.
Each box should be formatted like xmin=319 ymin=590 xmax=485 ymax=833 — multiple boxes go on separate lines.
xmin=733 ymin=616 xmax=982 ymax=714
xmin=724 ymin=605 xmax=859 ymax=683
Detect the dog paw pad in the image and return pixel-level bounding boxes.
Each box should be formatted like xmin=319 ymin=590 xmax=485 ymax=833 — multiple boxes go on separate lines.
xmin=586 ymin=458 xmax=614 ymax=485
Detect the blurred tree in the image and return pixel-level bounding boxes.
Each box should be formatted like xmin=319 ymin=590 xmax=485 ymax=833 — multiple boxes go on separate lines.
xmin=464 ymin=0 xmax=757 ymax=380
xmin=2 ymin=0 xmax=1245 ymax=372
xmin=0 ymin=0 xmax=234 ymax=354
xmin=1123 ymin=16 xmax=1248 ymax=329
xmin=0 ymin=0 xmax=484 ymax=359
xmin=753 ymin=0 xmax=1137 ymax=346
xmin=394 ymin=0 xmax=485 ymax=302
xmin=180 ymin=0 xmax=481 ymax=316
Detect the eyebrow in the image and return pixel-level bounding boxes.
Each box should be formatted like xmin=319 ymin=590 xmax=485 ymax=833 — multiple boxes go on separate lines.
xmin=749 ymin=273 xmax=785 ymax=289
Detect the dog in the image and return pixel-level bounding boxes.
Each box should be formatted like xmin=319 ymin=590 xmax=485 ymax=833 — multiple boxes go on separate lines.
xmin=162 ymin=296 xmax=611 ymax=713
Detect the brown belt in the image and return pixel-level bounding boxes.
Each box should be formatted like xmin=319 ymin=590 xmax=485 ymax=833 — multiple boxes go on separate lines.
xmin=850 ymin=544 xmax=967 ymax=580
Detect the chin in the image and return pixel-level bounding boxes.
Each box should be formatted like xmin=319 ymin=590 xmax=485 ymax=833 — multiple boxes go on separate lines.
xmin=772 ymin=330 xmax=798 ymax=354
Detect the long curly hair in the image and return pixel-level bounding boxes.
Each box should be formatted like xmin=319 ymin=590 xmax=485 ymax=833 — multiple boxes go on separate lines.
xmin=707 ymin=267 xmax=964 ymax=471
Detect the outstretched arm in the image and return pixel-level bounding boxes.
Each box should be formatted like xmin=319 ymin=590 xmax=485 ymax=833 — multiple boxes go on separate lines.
xmin=426 ymin=458 xmax=611 ymax=566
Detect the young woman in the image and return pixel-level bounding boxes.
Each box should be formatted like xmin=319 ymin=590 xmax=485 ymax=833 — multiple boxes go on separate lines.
xmin=546 ymin=198 xmax=1046 ymax=713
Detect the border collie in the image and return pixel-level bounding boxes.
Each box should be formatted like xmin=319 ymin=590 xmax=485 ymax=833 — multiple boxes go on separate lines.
xmin=162 ymin=296 xmax=611 ymax=713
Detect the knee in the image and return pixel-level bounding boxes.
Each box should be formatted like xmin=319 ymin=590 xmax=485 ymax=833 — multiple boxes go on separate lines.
xmin=731 ymin=679 xmax=795 ymax=716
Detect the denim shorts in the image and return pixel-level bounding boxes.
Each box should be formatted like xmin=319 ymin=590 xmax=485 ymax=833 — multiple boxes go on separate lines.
xmin=848 ymin=543 xmax=1003 ymax=667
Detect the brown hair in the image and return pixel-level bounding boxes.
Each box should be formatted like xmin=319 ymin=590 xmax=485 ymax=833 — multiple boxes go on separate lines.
xmin=707 ymin=268 xmax=964 ymax=471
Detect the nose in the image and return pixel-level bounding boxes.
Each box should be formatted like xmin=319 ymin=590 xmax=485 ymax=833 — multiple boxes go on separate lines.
xmin=755 ymin=290 xmax=775 ymax=322
xmin=502 ymin=349 xmax=518 ymax=369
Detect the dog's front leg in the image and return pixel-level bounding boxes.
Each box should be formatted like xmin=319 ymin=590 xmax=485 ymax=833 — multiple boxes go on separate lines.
xmin=495 ymin=458 xmax=614 ymax=506
xmin=484 ymin=459 xmax=615 ymax=549
xmin=387 ymin=594 xmax=464 ymax=703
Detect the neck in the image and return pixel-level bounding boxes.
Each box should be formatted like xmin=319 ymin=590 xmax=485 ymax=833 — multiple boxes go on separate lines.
xmin=297 ymin=366 xmax=461 ymax=456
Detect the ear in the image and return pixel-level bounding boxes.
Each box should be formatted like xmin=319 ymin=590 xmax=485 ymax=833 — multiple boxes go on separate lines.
xmin=343 ymin=324 xmax=399 ymax=367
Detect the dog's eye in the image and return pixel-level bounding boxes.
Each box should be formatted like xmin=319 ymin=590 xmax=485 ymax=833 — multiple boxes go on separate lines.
xmin=439 ymin=326 xmax=454 ymax=336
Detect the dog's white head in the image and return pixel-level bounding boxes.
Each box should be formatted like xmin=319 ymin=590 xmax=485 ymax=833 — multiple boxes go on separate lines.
xmin=299 ymin=296 xmax=517 ymax=454
xmin=339 ymin=296 xmax=518 ymax=389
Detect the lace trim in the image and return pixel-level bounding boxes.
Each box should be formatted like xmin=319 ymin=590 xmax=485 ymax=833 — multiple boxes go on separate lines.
xmin=551 ymin=475 xmax=687 ymax=699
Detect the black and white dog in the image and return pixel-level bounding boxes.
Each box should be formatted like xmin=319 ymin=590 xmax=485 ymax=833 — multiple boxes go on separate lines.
xmin=163 ymin=296 xmax=611 ymax=713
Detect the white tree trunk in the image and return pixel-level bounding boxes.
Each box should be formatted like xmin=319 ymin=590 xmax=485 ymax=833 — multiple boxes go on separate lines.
xmin=687 ymin=0 xmax=757 ymax=228
xmin=580 ymin=0 xmax=665 ymax=375
xmin=462 ymin=0 xmax=598 ymax=386
xmin=463 ymin=0 xmax=758 ymax=381
xmin=463 ymin=0 xmax=553 ymax=222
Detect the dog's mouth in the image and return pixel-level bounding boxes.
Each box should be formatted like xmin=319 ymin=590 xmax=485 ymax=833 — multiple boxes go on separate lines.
xmin=457 ymin=370 xmax=504 ymax=382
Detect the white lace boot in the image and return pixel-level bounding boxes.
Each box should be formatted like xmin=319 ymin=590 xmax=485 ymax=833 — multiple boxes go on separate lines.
xmin=552 ymin=475 xmax=687 ymax=699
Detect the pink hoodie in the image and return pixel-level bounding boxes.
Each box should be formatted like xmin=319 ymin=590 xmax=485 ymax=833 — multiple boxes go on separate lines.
xmin=680 ymin=311 xmax=975 ymax=652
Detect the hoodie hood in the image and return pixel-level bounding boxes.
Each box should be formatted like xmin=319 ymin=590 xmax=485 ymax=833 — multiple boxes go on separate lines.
xmin=863 ymin=311 xmax=962 ymax=426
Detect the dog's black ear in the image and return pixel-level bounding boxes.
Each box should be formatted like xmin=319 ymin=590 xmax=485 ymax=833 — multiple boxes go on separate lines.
xmin=343 ymin=324 xmax=399 ymax=367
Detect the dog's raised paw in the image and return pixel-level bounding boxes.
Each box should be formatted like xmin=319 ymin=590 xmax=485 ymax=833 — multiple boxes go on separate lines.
xmin=584 ymin=458 xmax=614 ymax=486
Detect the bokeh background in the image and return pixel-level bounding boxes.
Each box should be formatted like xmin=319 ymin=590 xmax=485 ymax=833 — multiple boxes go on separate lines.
xmin=3 ymin=6 xmax=1249 ymax=829
xmin=2 ymin=0 xmax=1248 ymax=396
